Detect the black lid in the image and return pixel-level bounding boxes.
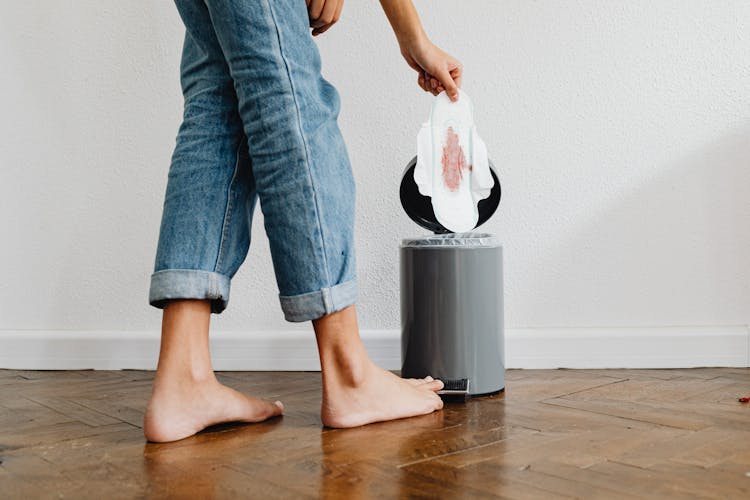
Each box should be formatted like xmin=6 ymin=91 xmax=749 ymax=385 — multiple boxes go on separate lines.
xmin=399 ymin=155 xmax=501 ymax=234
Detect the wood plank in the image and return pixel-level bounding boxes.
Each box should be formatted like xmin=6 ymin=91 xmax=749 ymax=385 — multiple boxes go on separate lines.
xmin=68 ymin=396 xmax=146 ymax=428
xmin=24 ymin=395 xmax=121 ymax=427
xmin=544 ymin=397 xmax=713 ymax=430
xmin=611 ymin=427 xmax=750 ymax=469
xmin=0 ymin=420 xmax=135 ymax=449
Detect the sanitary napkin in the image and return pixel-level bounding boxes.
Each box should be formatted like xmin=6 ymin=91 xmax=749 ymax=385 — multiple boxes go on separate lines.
xmin=414 ymin=90 xmax=492 ymax=233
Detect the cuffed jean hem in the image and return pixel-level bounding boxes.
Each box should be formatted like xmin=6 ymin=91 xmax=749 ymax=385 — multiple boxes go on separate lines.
xmin=149 ymin=269 xmax=231 ymax=314
xmin=279 ymin=278 xmax=358 ymax=322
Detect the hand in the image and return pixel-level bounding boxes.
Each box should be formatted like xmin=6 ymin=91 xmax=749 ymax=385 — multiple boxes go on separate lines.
xmin=400 ymin=36 xmax=462 ymax=101
xmin=306 ymin=0 xmax=344 ymax=36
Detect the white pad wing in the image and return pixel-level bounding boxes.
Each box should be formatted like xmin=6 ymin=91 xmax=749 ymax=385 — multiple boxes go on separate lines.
xmin=469 ymin=126 xmax=493 ymax=201
xmin=414 ymin=124 xmax=432 ymax=197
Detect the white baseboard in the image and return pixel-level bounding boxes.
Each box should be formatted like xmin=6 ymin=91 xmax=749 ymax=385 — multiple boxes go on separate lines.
xmin=506 ymin=326 xmax=749 ymax=369
xmin=0 ymin=326 xmax=747 ymax=370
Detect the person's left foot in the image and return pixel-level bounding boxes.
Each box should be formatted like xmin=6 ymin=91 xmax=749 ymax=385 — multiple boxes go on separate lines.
xmin=143 ymin=373 xmax=283 ymax=443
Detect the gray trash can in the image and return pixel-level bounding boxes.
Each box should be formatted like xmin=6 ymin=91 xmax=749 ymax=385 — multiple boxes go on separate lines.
xmin=399 ymin=157 xmax=504 ymax=397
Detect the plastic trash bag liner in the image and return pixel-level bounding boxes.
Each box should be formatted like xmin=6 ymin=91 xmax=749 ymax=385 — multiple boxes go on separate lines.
xmin=400 ymin=232 xmax=500 ymax=248
xmin=414 ymin=90 xmax=493 ymax=233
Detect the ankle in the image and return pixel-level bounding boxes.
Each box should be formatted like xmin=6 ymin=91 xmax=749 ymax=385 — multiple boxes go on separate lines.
xmin=153 ymin=361 xmax=217 ymax=387
xmin=154 ymin=298 xmax=215 ymax=387
xmin=320 ymin=345 xmax=372 ymax=388
xmin=313 ymin=304 xmax=373 ymax=387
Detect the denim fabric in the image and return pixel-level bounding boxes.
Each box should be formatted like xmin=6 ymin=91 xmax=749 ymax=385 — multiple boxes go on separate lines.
xmin=149 ymin=0 xmax=357 ymax=321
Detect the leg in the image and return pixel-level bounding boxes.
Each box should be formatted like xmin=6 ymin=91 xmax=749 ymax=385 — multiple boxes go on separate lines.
xmin=148 ymin=21 xmax=257 ymax=314
xmin=143 ymin=299 xmax=282 ymax=443
xmin=201 ymin=0 xmax=443 ymax=426
xmin=145 ymin=6 xmax=284 ymax=442
xmin=201 ymin=0 xmax=357 ymax=320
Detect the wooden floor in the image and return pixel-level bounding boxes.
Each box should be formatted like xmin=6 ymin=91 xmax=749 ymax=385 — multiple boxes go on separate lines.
xmin=1 ymin=368 xmax=749 ymax=499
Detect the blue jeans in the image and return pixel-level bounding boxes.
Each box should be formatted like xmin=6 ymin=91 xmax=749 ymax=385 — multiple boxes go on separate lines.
xmin=149 ymin=0 xmax=357 ymax=322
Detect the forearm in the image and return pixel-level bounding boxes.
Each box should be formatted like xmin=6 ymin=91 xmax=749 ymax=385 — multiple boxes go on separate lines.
xmin=379 ymin=0 xmax=463 ymax=101
xmin=378 ymin=0 xmax=426 ymax=46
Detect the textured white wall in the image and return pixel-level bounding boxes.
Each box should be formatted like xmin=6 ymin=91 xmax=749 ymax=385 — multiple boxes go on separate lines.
xmin=1 ymin=1 xmax=749 ymax=337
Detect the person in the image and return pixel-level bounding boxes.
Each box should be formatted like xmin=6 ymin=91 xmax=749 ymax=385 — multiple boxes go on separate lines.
xmin=144 ymin=0 xmax=463 ymax=443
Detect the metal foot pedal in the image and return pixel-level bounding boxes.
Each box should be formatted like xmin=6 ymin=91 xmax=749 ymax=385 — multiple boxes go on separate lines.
xmin=437 ymin=378 xmax=470 ymax=402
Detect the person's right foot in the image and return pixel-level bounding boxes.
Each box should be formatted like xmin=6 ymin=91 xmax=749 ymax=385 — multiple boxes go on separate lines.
xmin=321 ymin=361 xmax=444 ymax=428
xmin=143 ymin=374 xmax=283 ymax=443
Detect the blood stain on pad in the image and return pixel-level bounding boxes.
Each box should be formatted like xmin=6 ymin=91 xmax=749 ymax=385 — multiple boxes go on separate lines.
xmin=441 ymin=127 xmax=468 ymax=191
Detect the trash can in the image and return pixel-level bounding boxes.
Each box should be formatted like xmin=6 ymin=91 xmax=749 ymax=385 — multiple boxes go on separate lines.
xmin=399 ymin=156 xmax=505 ymax=397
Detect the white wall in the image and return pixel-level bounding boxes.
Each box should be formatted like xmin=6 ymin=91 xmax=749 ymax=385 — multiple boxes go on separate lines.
xmin=1 ymin=2 xmax=749 ymax=367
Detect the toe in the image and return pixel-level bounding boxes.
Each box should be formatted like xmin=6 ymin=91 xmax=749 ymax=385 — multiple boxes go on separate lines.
xmin=254 ymin=404 xmax=279 ymax=421
xmin=264 ymin=399 xmax=284 ymax=418
xmin=243 ymin=397 xmax=284 ymax=421
xmin=405 ymin=376 xmax=437 ymax=386
xmin=421 ymin=380 xmax=444 ymax=392
xmin=430 ymin=393 xmax=444 ymax=410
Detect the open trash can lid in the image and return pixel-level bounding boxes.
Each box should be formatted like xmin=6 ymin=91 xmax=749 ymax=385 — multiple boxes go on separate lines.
xmin=399 ymin=156 xmax=501 ymax=234
xmin=401 ymin=232 xmax=500 ymax=248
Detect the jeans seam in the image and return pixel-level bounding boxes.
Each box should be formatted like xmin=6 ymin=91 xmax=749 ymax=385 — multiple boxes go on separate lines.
xmin=214 ymin=140 xmax=243 ymax=274
xmin=265 ymin=0 xmax=332 ymax=288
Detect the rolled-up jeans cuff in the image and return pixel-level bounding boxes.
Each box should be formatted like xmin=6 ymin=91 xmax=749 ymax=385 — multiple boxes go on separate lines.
xmin=149 ymin=269 xmax=231 ymax=314
xmin=279 ymin=279 xmax=358 ymax=322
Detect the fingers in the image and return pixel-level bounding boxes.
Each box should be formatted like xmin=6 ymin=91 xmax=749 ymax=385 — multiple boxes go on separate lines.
xmin=450 ymin=65 xmax=463 ymax=90
xmin=332 ymin=0 xmax=344 ymax=25
xmin=307 ymin=0 xmax=324 ymax=25
xmin=436 ymin=66 xmax=459 ymax=101
xmin=416 ymin=69 xmax=461 ymax=100
xmin=417 ymin=71 xmax=429 ymax=93
xmin=429 ymin=75 xmax=440 ymax=92
xmin=418 ymin=71 xmax=444 ymax=96
xmin=312 ymin=25 xmax=331 ymax=36
xmin=309 ymin=0 xmax=344 ymax=36
xmin=311 ymin=0 xmax=336 ymax=27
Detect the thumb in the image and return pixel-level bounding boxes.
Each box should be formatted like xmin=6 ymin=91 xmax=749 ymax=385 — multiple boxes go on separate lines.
xmin=436 ymin=67 xmax=459 ymax=102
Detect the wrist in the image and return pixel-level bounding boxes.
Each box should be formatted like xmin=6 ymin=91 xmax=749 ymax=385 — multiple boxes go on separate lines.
xmin=395 ymin=24 xmax=427 ymax=49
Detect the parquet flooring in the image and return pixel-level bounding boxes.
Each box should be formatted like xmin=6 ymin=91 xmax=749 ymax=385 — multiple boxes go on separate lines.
xmin=1 ymin=368 xmax=748 ymax=499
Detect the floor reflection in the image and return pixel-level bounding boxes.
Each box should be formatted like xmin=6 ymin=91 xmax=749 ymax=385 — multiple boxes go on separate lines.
xmin=139 ymin=393 xmax=507 ymax=498
xmin=318 ymin=394 xmax=506 ymax=498
xmin=142 ymin=417 xmax=283 ymax=498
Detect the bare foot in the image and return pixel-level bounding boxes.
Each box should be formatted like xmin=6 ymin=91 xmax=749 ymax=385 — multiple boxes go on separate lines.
xmin=312 ymin=304 xmax=444 ymax=428
xmin=143 ymin=374 xmax=283 ymax=443
xmin=321 ymin=361 xmax=444 ymax=428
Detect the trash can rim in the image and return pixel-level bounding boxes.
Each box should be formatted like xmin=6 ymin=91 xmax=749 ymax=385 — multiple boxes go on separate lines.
xmin=400 ymin=232 xmax=501 ymax=248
